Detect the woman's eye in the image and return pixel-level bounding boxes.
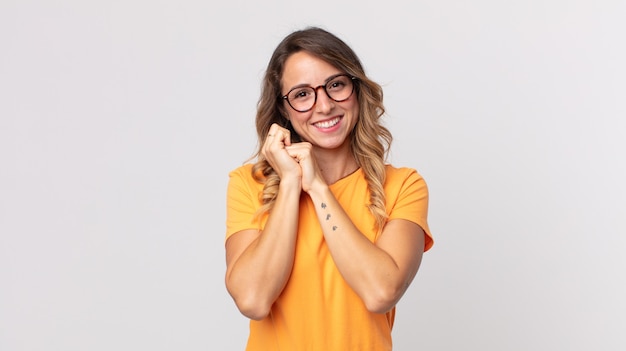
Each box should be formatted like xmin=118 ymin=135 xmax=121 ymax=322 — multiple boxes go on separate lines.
xmin=328 ymin=80 xmax=346 ymax=90
xmin=292 ymin=89 xmax=311 ymax=100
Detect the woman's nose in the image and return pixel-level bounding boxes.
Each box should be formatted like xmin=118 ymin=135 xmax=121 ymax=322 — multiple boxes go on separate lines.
xmin=314 ymin=86 xmax=334 ymax=114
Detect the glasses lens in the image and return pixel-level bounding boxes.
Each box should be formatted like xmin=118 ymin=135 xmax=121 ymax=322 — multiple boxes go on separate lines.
xmin=326 ymin=75 xmax=354 ymax=102
xmin=287 ymin=87 xmax=316 ymax=112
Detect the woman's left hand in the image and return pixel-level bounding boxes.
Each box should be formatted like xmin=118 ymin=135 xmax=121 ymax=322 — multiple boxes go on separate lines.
xmin=285 ymin=142 xmax=326 ymax=193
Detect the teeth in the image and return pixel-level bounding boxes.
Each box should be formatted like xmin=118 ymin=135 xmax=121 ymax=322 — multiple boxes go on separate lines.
xmin=314 ymin=117 xmax=340 ymax=129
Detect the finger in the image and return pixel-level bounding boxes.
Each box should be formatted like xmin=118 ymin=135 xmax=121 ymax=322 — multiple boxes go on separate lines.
xmin=283 ymin=128 xmax=292 ymax=146
xmin=285 ymin=143 xmax=312 ymax=162
xmin=267 ymin=125 xmax=291 ymax=146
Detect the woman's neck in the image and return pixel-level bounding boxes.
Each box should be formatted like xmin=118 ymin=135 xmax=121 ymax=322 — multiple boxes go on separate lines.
xmin=313 ymin=145 xmax=359 ymax=185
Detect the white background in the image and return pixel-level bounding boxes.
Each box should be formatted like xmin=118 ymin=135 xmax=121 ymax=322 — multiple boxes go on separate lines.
xmin=1 ymin=1 xmax=625 ymax=350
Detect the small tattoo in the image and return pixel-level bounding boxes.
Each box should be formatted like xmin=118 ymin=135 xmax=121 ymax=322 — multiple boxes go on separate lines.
xmin=326 ymin=214 xmax=331 ymax=220
xmin=321 ymin=203 xmax=327 ymax=209
xmin=332 ymin=226 xmax=338 ymax=231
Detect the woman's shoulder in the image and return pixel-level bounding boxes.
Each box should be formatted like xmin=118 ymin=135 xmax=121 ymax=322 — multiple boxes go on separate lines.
xmin=383 ymin=164 xmax=428 ymax=194
xmin=384 ymin=164 xmax=424 ymax=180
xmin=228 ymin=163 xmax=258 ymax=186
xmin=227 ymin=163 xmax=266 ymax=196
xmin=228 ymin=163 xmax=254 ymax=177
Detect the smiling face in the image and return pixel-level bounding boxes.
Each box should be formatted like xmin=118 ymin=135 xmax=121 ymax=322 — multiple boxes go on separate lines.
xmin=281 ymin=51 xmax=359 ymax=150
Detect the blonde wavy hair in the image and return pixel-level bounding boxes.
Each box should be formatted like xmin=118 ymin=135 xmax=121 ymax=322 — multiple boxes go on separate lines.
xmin=251 ymin=27 xmax=392 ymax=233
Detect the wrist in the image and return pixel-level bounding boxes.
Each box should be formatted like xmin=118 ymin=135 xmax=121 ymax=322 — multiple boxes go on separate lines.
xmin=279 ymin=174 xmax=302 ymax=190
xmin=305 ymin=181 xmax=330 ymax=201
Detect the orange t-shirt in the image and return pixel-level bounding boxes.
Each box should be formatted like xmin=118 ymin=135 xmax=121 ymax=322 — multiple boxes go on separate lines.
xmin=226 ymin=164 xmax=433 ymax=351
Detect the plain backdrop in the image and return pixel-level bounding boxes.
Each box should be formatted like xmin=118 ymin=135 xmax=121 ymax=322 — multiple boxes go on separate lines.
xmin=1 ymin=1 xmax=625 ymax=350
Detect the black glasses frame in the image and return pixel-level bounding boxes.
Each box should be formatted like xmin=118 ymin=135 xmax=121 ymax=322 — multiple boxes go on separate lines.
xmin=281 ymin=74 xmax=357 ymax=113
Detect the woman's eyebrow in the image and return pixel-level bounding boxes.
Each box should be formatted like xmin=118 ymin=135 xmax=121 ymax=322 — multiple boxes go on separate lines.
xmin=287 ymin=73 xmax=345 ymax=90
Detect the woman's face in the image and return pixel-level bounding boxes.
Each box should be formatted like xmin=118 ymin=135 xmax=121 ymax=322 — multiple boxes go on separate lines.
xmin=280 ymin=51 xmax=359 ymax=150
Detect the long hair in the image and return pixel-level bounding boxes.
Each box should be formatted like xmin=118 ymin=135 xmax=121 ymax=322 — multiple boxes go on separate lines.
xmin=251 ymin=26 xmax=392 ymax=233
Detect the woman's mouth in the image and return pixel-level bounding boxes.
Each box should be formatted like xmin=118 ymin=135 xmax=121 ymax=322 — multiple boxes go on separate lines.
xmin=313 ymin=116 xmax=341 ymax=129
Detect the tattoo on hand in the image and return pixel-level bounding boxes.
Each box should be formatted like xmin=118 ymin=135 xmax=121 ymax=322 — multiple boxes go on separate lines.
xmin=321 ymin=202 xmax=336 ymax=231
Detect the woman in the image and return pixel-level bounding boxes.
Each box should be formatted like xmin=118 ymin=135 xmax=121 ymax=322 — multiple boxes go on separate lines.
xmin=225 ymin=26 xmax=434 ymax=350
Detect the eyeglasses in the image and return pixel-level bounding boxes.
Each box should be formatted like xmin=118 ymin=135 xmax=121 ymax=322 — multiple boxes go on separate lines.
xmin=281 ymin=74 xmax=356 ymax=113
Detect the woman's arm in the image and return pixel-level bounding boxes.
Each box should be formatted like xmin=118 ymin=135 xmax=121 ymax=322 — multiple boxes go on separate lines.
xmin=285 ymin=138 xmax=426 ymax=313
xmin=225 ymin=125 xmax=302 ymax=320
xmin=225 ymin=177 xmax=301 ymax=320
xmin=307 ymin=185 xmax=425 ymax=314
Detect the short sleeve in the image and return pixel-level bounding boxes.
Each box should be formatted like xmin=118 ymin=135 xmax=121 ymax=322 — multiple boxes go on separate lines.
xmin=386 ymin=168 xmax=434 ymax=252
xmin=225 ymin=165 xmax=263 ymax=243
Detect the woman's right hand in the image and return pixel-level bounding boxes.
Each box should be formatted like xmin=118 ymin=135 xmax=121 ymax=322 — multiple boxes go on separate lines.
xmin=261 ymin=123 xmax=302 ymax=182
